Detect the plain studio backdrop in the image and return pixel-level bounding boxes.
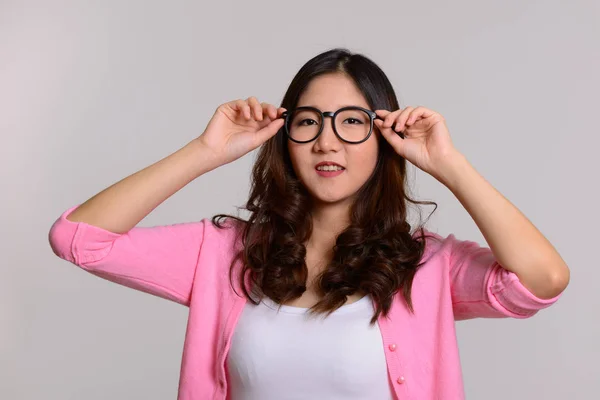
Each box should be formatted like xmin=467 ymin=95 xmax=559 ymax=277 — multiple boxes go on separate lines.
xmin=1 ymin=0 xmax=598 ymax=399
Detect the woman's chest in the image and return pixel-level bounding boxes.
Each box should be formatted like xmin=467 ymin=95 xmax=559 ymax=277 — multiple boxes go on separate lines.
xmin=224 ymin=295 xmax=394 ymax=399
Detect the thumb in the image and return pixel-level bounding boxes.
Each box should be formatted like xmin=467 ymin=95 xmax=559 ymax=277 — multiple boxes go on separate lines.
xmin=375 ymin=119 xmax=406 ymax=156
xmin=255 ymin=118 xmax=285 ymax=144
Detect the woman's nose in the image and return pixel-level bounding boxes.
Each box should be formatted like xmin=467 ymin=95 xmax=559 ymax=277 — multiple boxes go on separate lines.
xmin=314 ymin=118 xmax=342 ymax=152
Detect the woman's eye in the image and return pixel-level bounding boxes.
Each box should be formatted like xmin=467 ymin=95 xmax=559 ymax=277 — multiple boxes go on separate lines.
xmin=299 ymin=119 xmax=318 ymax=126
xmin=344 ymin=118 xmax=363 ymax=124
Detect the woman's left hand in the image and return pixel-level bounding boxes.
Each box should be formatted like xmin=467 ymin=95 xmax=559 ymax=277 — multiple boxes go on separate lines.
xmin=374 ymin=106 xmax=459 ymax=179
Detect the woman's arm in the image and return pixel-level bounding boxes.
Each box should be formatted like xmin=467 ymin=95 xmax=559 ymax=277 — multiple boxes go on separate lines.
xmin=48 ymin=139 xmax=221 ymax=305
xmin=66 ymin=138 xmax=219 ymax=234
xmin=437 ymin=151 xmax=570 ymax=300
xmin=67 ymin=96 xmax=285 ymax=234
xmin=49 ymin=98 xmax=285 ymax=305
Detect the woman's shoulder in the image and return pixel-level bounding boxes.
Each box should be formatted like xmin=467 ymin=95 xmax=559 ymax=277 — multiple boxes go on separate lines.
xmin=202 ymin=215 xmax=247 ymax=251
xmin=414 ymin=227 xmax=488 ymax=267
xmin=412 ymin=226 xmax=457 ymax=259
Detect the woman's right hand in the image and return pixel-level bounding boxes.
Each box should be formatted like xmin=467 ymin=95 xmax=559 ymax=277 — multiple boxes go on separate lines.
xmin=197 ymin=97 xmax=287 ymax=166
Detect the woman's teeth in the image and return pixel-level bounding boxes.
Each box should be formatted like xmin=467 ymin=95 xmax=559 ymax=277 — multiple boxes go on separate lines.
xmin=317 ymin=165 xmax=344 ymax=171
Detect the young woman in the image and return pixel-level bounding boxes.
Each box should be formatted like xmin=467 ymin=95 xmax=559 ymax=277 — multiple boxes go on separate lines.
xmin=49 ymin=48 xmax=569 ymax=399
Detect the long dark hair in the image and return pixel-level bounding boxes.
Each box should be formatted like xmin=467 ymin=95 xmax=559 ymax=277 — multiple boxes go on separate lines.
xmin=213 ymin=48 xmax=439 ymax=325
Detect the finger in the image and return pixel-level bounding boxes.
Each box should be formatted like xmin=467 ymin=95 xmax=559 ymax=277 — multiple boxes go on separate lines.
xmin=232 ymin=99 xmax=252 ymax=120
xmin=255 ymin=118 xmax=285 ymax=144
xmin=375 ymin=109 xmax=396 ymax=129
xmin=247 ymin=97 xmax=263 ymax=121
xmin=262 ymin=102 xmax=277 ymax=120
xmin=374 ymin=118 xmax=405 ymax=139
xmin=262 ymin=103 xmax=274 ymax=120
xmin=395 ymin=107 xmax=414 ymax=133
xmin=383 ymin=109 xmax=403 ymax=129
xmin=277 ymin=107 xmax=287 ymax=119
xmin=375 ymin=109 xmax=392 ymax=119
xmin=375 ymin=119 xmax=405 ymax=154
xmin=406 ymin=106 xmax=434 ymax=126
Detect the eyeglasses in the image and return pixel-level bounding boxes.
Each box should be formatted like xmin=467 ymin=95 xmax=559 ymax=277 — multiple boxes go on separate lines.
xmin=282 ymin=106 xmax=379 ymax=144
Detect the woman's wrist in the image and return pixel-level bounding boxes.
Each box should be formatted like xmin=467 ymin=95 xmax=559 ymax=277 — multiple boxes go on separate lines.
xmin=184 ymin=137 xmax=225 ymax=177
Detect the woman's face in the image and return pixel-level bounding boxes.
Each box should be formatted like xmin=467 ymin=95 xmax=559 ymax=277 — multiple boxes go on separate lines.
xmin=287 ymin=73 xmax=379 ymax=207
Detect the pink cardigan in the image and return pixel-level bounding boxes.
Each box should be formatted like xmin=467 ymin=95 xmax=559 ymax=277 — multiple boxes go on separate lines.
xmin=48 ymin=205 xmax=562 ymax=399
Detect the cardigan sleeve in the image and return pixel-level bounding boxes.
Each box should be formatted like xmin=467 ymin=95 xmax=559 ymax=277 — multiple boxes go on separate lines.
xmin=48 ymin=204 xmax=207 ymax=306
xmin=446 ymin=234 xmax=564 ymax=320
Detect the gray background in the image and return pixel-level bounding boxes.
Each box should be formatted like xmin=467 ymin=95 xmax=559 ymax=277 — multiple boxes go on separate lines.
xmin=2 ymin=0 xmax=598 ymax=398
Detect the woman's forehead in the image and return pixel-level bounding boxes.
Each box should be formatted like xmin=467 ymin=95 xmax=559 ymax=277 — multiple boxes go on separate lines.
xmin=297 ymin=74 xmax=369 ymax=109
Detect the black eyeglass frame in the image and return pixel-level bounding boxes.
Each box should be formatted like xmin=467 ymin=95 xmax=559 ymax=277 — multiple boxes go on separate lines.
xmin=281 ymin=106 xmax=384 ymax=144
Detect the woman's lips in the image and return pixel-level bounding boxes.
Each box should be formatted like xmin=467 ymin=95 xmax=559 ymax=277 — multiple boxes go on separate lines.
xmin=315 ymin=167 xmax=345 ymax=177
xmin=315 ymin=162 xmax=345 ymax=177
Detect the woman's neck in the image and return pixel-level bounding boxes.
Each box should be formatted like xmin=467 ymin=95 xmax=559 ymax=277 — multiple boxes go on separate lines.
xmin=306 ymin=202 xmax=351 ymax=254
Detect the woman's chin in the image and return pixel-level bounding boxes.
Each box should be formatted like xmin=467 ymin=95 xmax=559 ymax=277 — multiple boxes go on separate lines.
xmin=309 ymin=191 xmax=355 ymax=207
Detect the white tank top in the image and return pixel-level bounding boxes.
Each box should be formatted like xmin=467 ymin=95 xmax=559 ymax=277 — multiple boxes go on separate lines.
xmin=226 ymin=294 xmax=394 ymax=399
